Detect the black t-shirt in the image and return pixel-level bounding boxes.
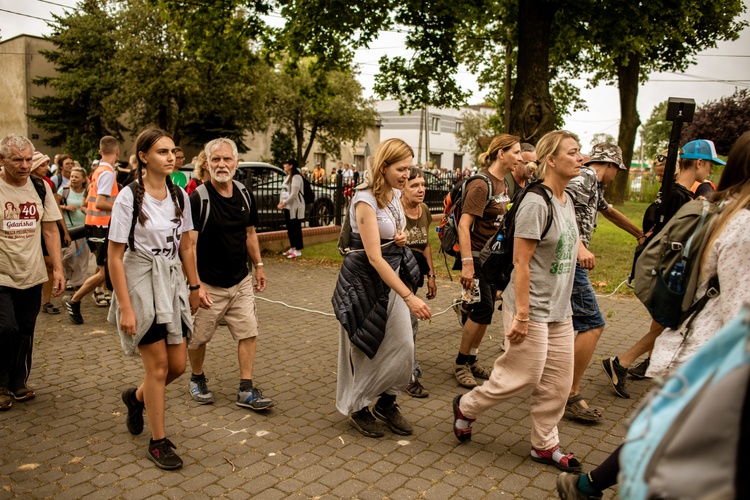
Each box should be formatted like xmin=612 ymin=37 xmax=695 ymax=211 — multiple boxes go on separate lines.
xmin=190 ymin=181 xmax=258 ymax=288
xmin=643 ymin=183 xmax=695 ymax=234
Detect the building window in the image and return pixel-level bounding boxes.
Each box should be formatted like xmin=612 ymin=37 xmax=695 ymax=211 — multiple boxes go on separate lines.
xmin=313 ymin=153 xmax=326 ymax=169
xmin=430 ymin=116 xmax=440 ymax=133
xmin=353 ymin=155 xmax=365 ymax=170
xmin=429 ymin=153 xmax=442 ymax=168
xmin=453 ymin=154 xmax=463 ymax=170
xmin=455 ymin=121 xmax=463 ymax=134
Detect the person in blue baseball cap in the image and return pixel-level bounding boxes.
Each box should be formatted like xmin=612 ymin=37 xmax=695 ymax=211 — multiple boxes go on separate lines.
xmin=681 ymin=139 xmax=724 ymax=199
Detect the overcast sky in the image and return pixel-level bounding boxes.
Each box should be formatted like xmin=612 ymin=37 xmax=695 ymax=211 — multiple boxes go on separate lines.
xmin=2 ymin=0 xmax=749 ymax=151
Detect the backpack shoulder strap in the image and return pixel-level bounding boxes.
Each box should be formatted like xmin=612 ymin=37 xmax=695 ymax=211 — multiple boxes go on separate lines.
xmin=460 ymin=173 xmax=494 ymax=208
xmin=195 ymin=183 xmax=210 ymax=233
xmin=30 ymin=176 xmax=47 ymax=206
xmin=526 ymin=182 xmax=555 ymax=240
xmin=233 ymin=180 xmax=253 ymax=213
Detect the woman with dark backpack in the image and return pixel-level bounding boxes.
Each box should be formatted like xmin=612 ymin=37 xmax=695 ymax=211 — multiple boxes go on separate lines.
xmin=108 ymin=128 xmax=201 ymax=470
xmin=278 ymin=158 xmax=305 ymax=259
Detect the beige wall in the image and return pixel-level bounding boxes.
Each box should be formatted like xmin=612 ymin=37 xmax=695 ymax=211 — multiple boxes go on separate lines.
xmin=0 ymin=35 xmax=59 ymax=155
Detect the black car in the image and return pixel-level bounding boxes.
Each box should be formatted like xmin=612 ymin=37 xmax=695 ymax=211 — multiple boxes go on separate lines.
xmin=234 ymin=162 xmax=336 ymax=231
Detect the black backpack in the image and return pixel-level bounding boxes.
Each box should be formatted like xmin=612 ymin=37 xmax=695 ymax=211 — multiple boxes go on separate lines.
xmin=300 ymin=174 xmax=315 ymax=204
xmin=479 ymin=181 xmax=554 ymax=291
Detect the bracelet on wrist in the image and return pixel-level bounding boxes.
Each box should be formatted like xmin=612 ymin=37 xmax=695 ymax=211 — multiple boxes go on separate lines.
xmin=402 ymin=292 xmax=414 ymax=302
xmin=461 ymin=257 xmax=473 ymax=262
xmin=188 ymin=283 xmax=201 ymax=291
xmin=255 ymin=262 xmax=264 ymax=267
xmin=427 ymin=274 xmax=437 ymax=278
xmin=513 ymin=314 xmax=529 ymax=322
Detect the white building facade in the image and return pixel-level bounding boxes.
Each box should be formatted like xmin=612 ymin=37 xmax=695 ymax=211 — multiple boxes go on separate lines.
xmin=375 ymin=100 xmax=493 ymax=172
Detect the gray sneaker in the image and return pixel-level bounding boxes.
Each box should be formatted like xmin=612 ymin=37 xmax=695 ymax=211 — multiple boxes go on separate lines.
xmin=236 ymin=387 xmax=274 ymax=411
xmin=189 ymin=375 xmax=214 ymax=404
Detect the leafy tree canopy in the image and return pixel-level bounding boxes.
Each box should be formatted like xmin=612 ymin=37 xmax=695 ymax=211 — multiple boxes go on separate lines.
xmin=681 ymin=88 xmax=750 ymax=155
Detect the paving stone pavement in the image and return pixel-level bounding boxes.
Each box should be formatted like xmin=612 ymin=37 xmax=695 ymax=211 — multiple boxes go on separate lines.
xmin=0 ymin=257 xmax=655 ymax=499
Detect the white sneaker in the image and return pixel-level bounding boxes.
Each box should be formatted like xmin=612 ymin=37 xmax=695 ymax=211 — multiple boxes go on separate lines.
xmin=283 ymin=248 xmax=293 ymax=256
xmin=287 ymin=250 xmax=301 ymax=259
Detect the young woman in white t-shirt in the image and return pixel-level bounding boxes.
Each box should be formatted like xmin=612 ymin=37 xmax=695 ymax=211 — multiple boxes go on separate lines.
xmin=107 ymin=128 xmax=203 ymax=470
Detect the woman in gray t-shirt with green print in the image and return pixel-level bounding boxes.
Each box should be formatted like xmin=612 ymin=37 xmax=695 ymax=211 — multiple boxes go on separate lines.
xmin=452 ymin=130 xmax=583 ymax=473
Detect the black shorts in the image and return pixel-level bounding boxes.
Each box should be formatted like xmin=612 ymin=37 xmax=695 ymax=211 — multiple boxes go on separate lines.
xmin=85 ymin=225 xmax=109 ymax=266
xmin=466 ymin=257 xmax=497 ymax=325
xmin=139 ymin=321 xmax=189 ymax=346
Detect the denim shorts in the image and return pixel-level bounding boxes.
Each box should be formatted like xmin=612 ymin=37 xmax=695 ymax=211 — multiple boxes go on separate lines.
xmin=571 ymin=263 xmax=605 ymax=333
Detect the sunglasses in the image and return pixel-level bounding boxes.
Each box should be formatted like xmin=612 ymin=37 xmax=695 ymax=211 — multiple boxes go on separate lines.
xmin=654 ymin=154 xmax=666 ymax=162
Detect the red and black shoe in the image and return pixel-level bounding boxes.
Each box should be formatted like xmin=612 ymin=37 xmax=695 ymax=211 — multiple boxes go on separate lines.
xmin=452 ymin=395 xmax=475 ymax=443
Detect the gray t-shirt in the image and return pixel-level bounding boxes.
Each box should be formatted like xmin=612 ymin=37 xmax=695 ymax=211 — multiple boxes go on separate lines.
xmin=503 ymin=191 xmax=579 ymax=322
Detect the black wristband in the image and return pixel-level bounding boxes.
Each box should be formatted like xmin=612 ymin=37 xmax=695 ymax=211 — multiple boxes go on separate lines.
xmin=188 ymin=283 xmax=201 ymax=291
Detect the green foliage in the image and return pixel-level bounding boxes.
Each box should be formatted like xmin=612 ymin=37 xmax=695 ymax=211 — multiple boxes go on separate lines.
xmin=269 ymin=130 xmax=295 ymax=167
xmin=641 ymin=100 xmax=671 ymax=159
xmin=271 ymin=59 xmax=378 ymax=165
xmin=29 ymin=0 xmax=126 ymax=163
xmin=590 ymin=133 xmax=616 ymax=149
xmin=681 ymin=88 xmax=750 ymax=155
xmin=454 ymin=109 xmax=495 ymax=165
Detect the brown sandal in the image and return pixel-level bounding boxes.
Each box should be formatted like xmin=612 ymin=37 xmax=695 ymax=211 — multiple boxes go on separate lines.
xmin=565 ymin=394 xmax=602 ymax=423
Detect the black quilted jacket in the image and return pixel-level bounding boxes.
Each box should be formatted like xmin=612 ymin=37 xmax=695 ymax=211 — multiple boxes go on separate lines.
xmin=332 ymin=233 xmax=421 ymax=359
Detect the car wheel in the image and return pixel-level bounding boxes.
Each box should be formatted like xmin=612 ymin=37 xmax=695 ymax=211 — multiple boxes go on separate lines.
xmin=309 ymin=199 xmax=333 ymax=227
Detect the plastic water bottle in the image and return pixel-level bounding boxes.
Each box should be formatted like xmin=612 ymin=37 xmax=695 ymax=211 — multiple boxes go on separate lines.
xmin=490 ymin=233 xmax=504 ymax=254
xmin=667 ymin=262 xmax=686 ymax=293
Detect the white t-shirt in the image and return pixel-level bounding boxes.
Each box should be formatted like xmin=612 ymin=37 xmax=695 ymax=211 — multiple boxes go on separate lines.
xmin=96 ymin=163 xmax=116 ymax=197
xmin=350 ymin=188 xmax=404 ymax=240
xmin=109 ymin=183 xmax=193 ymax=260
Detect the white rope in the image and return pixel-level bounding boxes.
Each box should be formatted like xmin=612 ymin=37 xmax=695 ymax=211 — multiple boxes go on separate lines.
xmin=255 ymin=295 xmax=459 ymax=319
xmin=594 ymin=279 xmax=630 ymax=298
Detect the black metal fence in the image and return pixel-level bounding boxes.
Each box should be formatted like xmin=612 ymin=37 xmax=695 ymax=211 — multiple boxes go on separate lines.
xmin=237 ymin=170 xmax=450 ymax=233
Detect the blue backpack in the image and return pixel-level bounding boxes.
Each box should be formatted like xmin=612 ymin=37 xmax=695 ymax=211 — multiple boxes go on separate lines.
xmin=619 ymin=306 xmax=750 ymax=499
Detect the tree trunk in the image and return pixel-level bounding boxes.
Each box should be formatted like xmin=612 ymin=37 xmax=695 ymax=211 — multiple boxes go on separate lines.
xmin=605 ymin=52 xmax=641 ymax=205
xmin=509 ymin=0 xmax=558 ymax=144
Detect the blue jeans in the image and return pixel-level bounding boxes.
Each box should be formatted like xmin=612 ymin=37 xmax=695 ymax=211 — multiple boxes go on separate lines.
xmin=571 ymin=264 xmax=606 ymax=333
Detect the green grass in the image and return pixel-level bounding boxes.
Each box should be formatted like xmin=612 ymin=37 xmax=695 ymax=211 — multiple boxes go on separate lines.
xmin=587 ymin=201 xmax=650 ymax=295
xmin=293 ymin=201 xmax=650 ymax=295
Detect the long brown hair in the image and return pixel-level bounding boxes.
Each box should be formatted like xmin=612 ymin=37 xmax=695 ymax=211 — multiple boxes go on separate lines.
xmin=700 ymin=131 xmax=750 ymax=275
xmin=133 ymin=128 xmax=183 ymax=225
xmin=367 ymin=138 xmax=414 ymax=208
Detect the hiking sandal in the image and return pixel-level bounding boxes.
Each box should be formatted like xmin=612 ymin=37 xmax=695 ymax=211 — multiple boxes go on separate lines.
xmin=42 ymin=302 xmax=60 ymax=314
xmin=565 ymin=394 xmax=602 ymax=423
xmin=93 ymin=291 xmax=110 ymax=307
xmin=531 ymin=445 xmax=582 ymax=472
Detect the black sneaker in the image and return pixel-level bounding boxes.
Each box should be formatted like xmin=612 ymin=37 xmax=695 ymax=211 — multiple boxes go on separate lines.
xmin=189 ymin=374 xmax=214 ymax=404
xmin=349 ymin=407 xmax=387 ymax=438
xmin=602 ymin=356 xmax=630 ymax=399
xmin=147 ymin=438 xmax=183 ymax=470
xmin=628 ymin=357 xmax=651 ymax=380
xmin=373 ymin=402 xmax=413 ymax=436
xmin=121 ymin=387 xmax=145 ymax=435
xmin=63 ymin=297 xmax=84 ymax=325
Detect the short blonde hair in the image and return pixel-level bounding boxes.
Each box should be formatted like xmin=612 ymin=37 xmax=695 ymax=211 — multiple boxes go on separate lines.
xmin=367 ymin=138 xmax=414 ymax=208
xmin=534 ymin=130 xmax=580 ymax=180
